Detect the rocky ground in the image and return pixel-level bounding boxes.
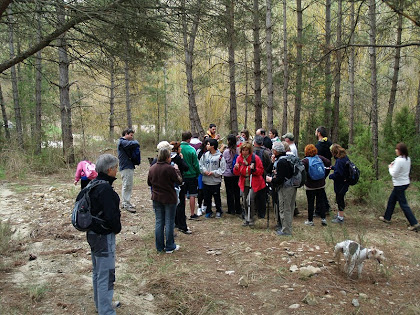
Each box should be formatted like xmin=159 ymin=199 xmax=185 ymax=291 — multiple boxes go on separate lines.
xmin=1 ymin=162 xmax=420 ymax=314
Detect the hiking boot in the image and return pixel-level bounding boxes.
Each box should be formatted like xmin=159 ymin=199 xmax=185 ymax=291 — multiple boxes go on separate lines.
xmin=205 ymin=212 xmax=213 ymax=218
xmin=123 ymin=205 xmax=136 ymax=213
xmin=189 ymin=214 xmax=200 ymax=220
xmin=179 ymin=228 xmax=192 ymax=235
xmin=321 ymin=219 xmax=327 ymax=226
xmin=197 ymin=207 xmax=203 ymax=216
xmin=215 ymin=212 xmax=222 ymax=219
xmin=408 ymin=224 xmax=420 ymax=231
xmin=304 ymin=220 xmax=314 ymax=226
xmin=378 ymin=216 xmax=391 ymax=224
xmin=166 ymin=244 xmax=180 ymax=254
xmin=112 ymin=301 xmax=121 ymax=309
xmin=276 ymin=230 xmax=291 ymax=236
xmin=331 ymin=216 xmax=344 ymax=224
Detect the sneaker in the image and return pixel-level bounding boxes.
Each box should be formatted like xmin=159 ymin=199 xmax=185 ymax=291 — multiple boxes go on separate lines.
xmin=215 ymin=212 xmax=222 ymax=219
xmin=189 ymin=214 xmax=200 ymax=220
xmin=276 ymin=230 xmax=291 ymax=236
xmin=331 ymin=216 xmax=344 ymax=223
xmin=378 ymin=216 xmax=391 ymax=224
xmin=179 ymin=228 xmax=192 ymax=234
xmin=321 ymin=219 xmax=327 ymax=226
xmin=112 ymin=301 xmax=121 ymax=309
xmin=408 ymin=224 xmax=420 ymax=231
xmin=123 ymin=205 xmax=136 ymax=213
xmin=166 ymin=244 xmax=180 ymax=254
xmin=197 ymin=208 xmax=203 ymax=216
xmin=205 ymin=212 xmax=213 ymax=219
xmin=304 ymin=220 xmax=314 ymax=226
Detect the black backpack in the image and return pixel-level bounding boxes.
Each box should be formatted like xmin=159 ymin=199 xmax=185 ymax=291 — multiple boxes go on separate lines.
xmin=345 ymin=160 xmax=360 ymax=185
xmin=280 ymin=155 xmax=306 ymax=188
xmin=71 ymin=180 xmax=108 ymax=231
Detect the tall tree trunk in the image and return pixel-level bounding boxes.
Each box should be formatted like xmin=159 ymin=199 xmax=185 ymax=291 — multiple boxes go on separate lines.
xmin=34 ymin=0 xmax=42 ymax=154
xmin=163 ymin=64 xmax=168 ymax=136
xmin=416 ymin=72 xmax=420 ymax=136
xmin=0 ymin=83 xmax=10 ymax=140
xmin=57 ymin=3 xmax=74 ymax=164
xmin=124 ymin=59 xmax=132 ymax=129
xmin=182 ymin=0 xmax=204 ymax=136
xmin=253 ymin=0 xmax=262 ymax=130
xmin=324 ymin=0 xmax=332 ymax=132
xmin=156 ymin=82 xmax=160 ymax=142
xmin=266 ymin=0 xmax=273 ymax=130
xmin=332 ymin=0 xmax=342 ymax=143
xmin=7 ymin=5 xmax=23 ymax=148
xmin=109 ymin=59 xmax=115 ymax=141
xmin=369 ymin=0 xmax=378 ymax=179
xmin=244 ymin=44 xmax=249 ymax=129
xmin=387 ymin=13 xmax=403 ymax=123
xmin=348 ymin=0 xmax=355 ymax=146
xmin=281 ymin=0 xmax=288 ymax=135
xmin=226 ymin=0 xmax=238 ymax=134
xmin=294 ymin=0 xmax=303 ymax=146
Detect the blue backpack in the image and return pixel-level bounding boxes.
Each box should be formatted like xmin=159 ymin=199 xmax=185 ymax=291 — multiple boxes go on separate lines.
xmin=131 ymin=146 xmax=141 ymax=165
xmin=307 ymin=155 xmax=325 ymax=180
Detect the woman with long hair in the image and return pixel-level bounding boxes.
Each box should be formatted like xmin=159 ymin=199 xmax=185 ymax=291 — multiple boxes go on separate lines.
xmin=379 ymin=143 xmax=419 ymax=231
xmin=223 ymin=134 xmax=241 ymax=215
xmin=329 ymin=144 xmax=349 ymax=223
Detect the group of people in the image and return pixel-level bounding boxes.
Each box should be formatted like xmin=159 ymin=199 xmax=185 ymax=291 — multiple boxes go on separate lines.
xmin=74 ymin=125 xmax=419 ymax=314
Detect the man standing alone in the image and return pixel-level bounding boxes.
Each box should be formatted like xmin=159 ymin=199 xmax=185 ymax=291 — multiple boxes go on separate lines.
xmin=117 ymin=128 xmax=140 ymax=213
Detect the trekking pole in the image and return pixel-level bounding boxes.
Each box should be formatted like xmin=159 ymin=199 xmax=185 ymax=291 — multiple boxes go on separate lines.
xmin=247 ymin=174 xmax=252 ymax=223
xmin=266 ymin=184 xmax=270 ymax=230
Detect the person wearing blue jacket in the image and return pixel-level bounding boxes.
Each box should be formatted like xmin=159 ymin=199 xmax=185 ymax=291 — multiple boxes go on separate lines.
xmin=117 ymin=128 xmax=140 ymax=213
xmin=329 ymin=144 xmax=350 ymax=223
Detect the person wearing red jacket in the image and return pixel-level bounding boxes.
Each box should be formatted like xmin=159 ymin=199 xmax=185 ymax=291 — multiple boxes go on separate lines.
xmin=233 ymin=142 xmax=265 ymax=226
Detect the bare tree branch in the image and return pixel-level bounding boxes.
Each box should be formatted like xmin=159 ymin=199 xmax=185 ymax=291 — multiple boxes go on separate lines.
xmin=382 ymin=0 xmax=420 ymax=27
xmin=0 ymin=0 xmax=12 ymax=18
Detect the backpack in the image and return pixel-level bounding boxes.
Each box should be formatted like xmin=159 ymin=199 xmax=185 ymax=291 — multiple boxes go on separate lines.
xmin=345 ymin=159 xmax=360 ymax=185
xmin=84 ymin=162 xmax=98 ymax=180
xmin=71 ymin=180 xmax=108 ymax=232
xmin=131 ymin=146 xmax=141 ymax=165
xmin=231 ymin=153 xmax=239 ymax=174
xmin=307 ymin=155 xmax=325 ymax=180
xmin=280 ymin=155 xmax=306 ymax=188
xmin=254 ymin=148 xmax=271 ymax=176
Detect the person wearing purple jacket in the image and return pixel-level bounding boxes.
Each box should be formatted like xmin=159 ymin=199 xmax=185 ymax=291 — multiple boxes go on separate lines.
xmin=223 ymin=134 xmax=241 ymax=215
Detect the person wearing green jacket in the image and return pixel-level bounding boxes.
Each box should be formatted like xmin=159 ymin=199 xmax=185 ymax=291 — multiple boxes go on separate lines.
xmin=180 ymin=131 xmax=201 ymax=219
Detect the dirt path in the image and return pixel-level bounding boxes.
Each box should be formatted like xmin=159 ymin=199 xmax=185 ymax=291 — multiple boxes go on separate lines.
xmin=1 ymin=166 xmax=420 ymax=314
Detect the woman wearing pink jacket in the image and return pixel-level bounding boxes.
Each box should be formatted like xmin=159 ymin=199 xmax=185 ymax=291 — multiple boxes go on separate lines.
xmin=74 ymin=160 xmax=98 ymax=189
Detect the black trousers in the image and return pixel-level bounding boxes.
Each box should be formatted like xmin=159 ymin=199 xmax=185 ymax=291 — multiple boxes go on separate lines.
xmin=224 ymin=176 xmax=241 ymax=214
xmin=203 ymin=183 xmax=222 ymax=214
xmin=175 ymin=184 xmax=188 ymax=231
xmin=254 ymin=187 xmax=266 ymax=218
xmin=306 ymin=188 xmax=326 ymax=221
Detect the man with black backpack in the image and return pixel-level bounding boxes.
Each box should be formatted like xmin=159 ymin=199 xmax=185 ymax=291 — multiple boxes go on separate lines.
xmin=76 ymin=154 xmax=121 ymax=315
xmin=117 ymin=128 xmax=140 ymax=213
xmin=266 ymin=142 xmax=297 ymax=236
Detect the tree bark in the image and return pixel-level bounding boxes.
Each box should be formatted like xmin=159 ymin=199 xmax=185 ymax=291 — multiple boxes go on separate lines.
xmin=109 ymin=59 xmax=115 ymax=141
xmin=7 ymin=5 xmax=23 ymax=148
xmin=266 ymin=0 xmax=273 ymax=130
xmin=253 ymin=0 xmax=262 ymax=130
xmin=244 ymin=44 xmax=249 ymax=129
xmin=0 ymin=83 xmax=10 ymax=140
xmin=124 ymin=58 xmax=132 ymax=129
xmin=294 ymin=0 xmax=303 ymax=147
xmin=34 ymin=0 xmax=43 ymax=154
xmin=163 ymin=64 xmax=168 ymax=136
xmin=416 ymin=72 xmax=420 ymax=136
xmin=0 ymin=0 xmax=12 ymax=19
xmin=348 ymin=0 xmax=355 ymax=146
xmin=57 ymin=3 xmax=74 ymax=164
xmin=387 ymin=13 xmax=403 ymax=122
xmin=182 ymin=0 xmax=204 ymax=136
xmin=369 ymin=0 xmax=378 ymax=179
xmin=226 ymin=0 xmax=238 ymax=134
xmin=332 ymin=0 xmax=342 ymax=143
xmin=324 ymin=0 xmax=332 ymax=132
xmin=281 ymin=0 xmax=288 ymax=135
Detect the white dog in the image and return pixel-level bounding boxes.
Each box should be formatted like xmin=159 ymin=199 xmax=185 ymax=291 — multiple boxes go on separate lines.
xmin=334 ymin=240 xmax=385 ymax=278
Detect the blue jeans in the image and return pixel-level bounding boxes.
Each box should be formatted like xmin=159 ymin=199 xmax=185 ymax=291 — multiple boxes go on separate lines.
xmin=384 ymin=184 xmax=418 ymax=226
xmin=87 ymin=232 xmax=116 ymax=315
xmin=153 ymin=200 xmax=177 ymax=252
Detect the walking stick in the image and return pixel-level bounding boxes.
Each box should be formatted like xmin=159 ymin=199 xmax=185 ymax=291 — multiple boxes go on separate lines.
xmin=247 ymin=174 xmax=252 ymax=223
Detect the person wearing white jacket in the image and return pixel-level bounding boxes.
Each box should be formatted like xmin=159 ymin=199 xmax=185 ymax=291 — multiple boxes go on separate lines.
xmin=199 ymin=139 xmax=226 ymax=218
xmin=379 ymin=142 xmax=419 ymax=231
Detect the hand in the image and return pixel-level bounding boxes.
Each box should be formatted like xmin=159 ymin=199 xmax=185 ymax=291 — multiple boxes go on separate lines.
xmin=173 ymin=164 xmax=179 ymax=170
xmin=234 ymin=163 xmax=239 ymax=170
xmin=271 ymin=155 xmax=275 ymax=163
xmin=179 ymin=153 xmax=183 ymax=159
xmin=216 ymin=134 xmax=220 ymax=140
xmin=250 ymin=163 xmax=255 ymax=170
xmin=266 ymin=176 xmax=272 ymax=183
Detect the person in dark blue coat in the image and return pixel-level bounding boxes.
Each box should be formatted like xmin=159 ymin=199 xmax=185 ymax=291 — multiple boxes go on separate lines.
xmin=329 ymin=144 xmax=350 ymax=224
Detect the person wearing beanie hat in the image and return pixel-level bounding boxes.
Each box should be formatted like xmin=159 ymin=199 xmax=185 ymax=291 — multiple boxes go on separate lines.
xmin=266 ymin=142 xmax=296 ymax=236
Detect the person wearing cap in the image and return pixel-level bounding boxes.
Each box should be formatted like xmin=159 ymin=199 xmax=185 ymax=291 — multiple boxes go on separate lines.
xmin=180 ymin=131 xmax=201 ymax=219
xmin=147 ymin=147 xmax=183 ymax=253
xmin=266 ymin=141 xmax=296 ymax=236
xmin=282 ymin=132 xmax=298 ymax=157
xmin=117 ymin=128 xmax=140 ymax=213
